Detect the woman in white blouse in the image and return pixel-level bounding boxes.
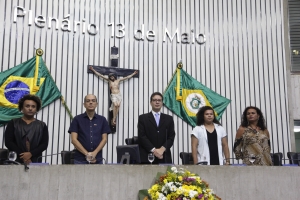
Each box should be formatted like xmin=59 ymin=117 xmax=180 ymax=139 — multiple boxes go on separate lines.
xmin=191 ymin=106 xmax=230 ymax=165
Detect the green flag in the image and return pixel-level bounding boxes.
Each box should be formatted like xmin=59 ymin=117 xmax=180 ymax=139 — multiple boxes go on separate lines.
xmin=163 ymin=66 xmax=231 ymax=127
xmin=0 ymin=55 xmax=62 ymax=126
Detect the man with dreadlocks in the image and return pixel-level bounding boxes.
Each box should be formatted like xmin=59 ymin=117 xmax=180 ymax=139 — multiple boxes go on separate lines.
xmin=89 ymin=66 xmax=138 ymax=125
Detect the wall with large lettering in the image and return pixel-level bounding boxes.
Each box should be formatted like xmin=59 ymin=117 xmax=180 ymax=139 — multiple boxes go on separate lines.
xmin=0 ymin=0 xmax=292 ymax=164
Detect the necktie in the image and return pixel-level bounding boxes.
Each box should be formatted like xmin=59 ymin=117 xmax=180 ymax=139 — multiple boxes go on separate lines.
xmin=155 ymin=113 xmax=160 ymax=126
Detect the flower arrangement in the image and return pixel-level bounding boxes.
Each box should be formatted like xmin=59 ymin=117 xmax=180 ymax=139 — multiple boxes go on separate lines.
xmin=139 ymin=166 xmax=220 ymax=200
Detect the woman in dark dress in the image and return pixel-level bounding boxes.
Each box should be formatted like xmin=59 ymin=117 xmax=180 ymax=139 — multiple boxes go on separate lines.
xmin=5 ymin=94 xmax=49 ymax=164
xmin=191 ymin=106 xmax=230 ymax=165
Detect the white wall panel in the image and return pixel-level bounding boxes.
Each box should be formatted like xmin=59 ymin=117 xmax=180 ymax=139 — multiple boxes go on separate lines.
xmin=291 ymin=75 xmax=300 ymax=120
xmin=0 ymin=0 xmax=292 ymax=165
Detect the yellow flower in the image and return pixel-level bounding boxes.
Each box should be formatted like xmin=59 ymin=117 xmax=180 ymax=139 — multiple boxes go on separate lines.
xmin=208 ymin=195 xmax=215 ymax=200
xmin=176 ymin=189 xmax=183 ymax=195
xmin=155 ymin=191 xmax=160 ymax=199
xmin=190 ymin=185 xmax=197 ymax=190
xmin=148 ymin=188 xmax=157 ymax=199
xmin=151 ymin=184 xmax=158 ymax=191
xmin=166 ymin=194 xmax=172 ymax=200
xmin=146 ymin=167 xmax=219 ymax=200
xmin=195 ymin=177 xmax=202 ymax=184
xmin=178 ymin=176 xmax=183 ymax=181
xmin=184 ymin=191 xmax=189 ymax=197
xmin=197 ymin=188 xmax=203 ymax=193
xmin=182 ymin=185 xmax=189 ymax=190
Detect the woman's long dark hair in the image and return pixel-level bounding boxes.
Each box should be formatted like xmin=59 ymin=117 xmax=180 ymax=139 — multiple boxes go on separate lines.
xmin=241 ymin=106 xmax=267 ymax=130
xmin=196 ymin=106 xmax=221 ymax=126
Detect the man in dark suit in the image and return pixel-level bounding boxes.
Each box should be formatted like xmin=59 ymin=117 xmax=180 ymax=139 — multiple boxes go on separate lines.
xmin=138 ymin=92 xmax=176 ymax=164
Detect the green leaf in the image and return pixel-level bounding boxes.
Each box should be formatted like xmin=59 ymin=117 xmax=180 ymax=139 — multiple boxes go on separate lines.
xmin=155 ymin=172 xmax=165 ymax=181
xmin=138 ymin=189 xmax=150 ymax=200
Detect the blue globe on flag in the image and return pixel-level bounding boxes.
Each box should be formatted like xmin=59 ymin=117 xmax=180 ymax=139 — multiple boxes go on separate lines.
xmin=4 ymin=80 xmax=30 ymax=104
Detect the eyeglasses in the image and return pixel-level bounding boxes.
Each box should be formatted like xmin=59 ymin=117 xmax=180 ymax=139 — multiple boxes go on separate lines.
xmin=152 ymin=99 xmax=162 ymax=102
xmin=85 ymin=99 xmax=97 ymax=103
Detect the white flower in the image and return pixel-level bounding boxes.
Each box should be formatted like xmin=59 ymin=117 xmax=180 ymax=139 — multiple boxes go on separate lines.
xmin=166 ymin=182 xmax=174 ymax=188
xmin=171 ymin=167 xmax=178 ymax=173
xmin=189 ymin=190 xmax=198 ymax=198
xmin=161 ymin=186 xmax=167 ymax=193
xmin=178 ymin=168 xmax=185 ymax=173
xmin=170 ymin=185 xmax=177 ymax=192
xmin=158 ymin=193 xmax=167 ymax=200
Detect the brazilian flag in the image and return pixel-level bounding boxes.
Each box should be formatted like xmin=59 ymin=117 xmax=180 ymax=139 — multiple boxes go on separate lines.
xmin=0 ymin=54 xmax=62 ymax=126
xmin=163 ymin=64 xmax=231 ymax=127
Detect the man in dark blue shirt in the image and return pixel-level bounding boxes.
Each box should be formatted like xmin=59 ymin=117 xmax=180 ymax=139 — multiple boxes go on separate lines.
xmin=68 ymin=94 xmax=111 ymax=164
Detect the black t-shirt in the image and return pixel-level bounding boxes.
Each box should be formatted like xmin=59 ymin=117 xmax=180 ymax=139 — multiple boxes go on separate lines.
xmin=207 ymin=129 xmax=220 ymax=165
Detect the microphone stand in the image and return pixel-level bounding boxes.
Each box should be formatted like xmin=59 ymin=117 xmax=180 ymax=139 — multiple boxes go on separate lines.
xmin=3 ymin=160 xmax=28 ymax=172
xmin=36 ymin=152 xmax=64 ymax=165
xmin=24 ymin=163 xmax=29 ymax=171
xmin=37 ymin=152 xmax=62 ymax=161
xmin=3 ymin=160 xmax=21 ymax=165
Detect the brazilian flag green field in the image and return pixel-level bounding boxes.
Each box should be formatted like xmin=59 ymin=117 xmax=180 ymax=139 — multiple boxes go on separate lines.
xmin=0 ymin=56 xmax=61 ymax=126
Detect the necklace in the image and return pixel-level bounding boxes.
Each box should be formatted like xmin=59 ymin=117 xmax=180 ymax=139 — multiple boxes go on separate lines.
xmin=249 ymin=125 xmax=259 ymax=134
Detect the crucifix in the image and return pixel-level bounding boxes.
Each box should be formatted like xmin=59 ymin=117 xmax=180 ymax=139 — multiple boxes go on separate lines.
xmin=87 ymin=46 xmax=139 ymax=133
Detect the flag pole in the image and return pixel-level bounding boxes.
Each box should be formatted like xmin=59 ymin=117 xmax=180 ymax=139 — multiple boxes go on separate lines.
xmin=35 ymin=49 xmax=73 ymax=120
xmin=61 ymin=96 xmax=74 ymax=120
xmin=163 ymin=61 xmax=183 ymax=94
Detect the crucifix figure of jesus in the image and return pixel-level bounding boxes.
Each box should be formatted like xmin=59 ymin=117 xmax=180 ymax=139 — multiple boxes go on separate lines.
xmin=89 ymin=66 xmax=138 ymax=125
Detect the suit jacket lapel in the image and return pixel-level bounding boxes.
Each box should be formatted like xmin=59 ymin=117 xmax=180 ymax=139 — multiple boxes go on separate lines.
xmin=147 ymin=112 xmax=157 ymax=127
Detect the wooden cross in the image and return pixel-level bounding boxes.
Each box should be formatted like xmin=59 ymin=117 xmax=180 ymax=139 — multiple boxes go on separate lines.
xmin=87 ymin=46 xmax=139 ymax=133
